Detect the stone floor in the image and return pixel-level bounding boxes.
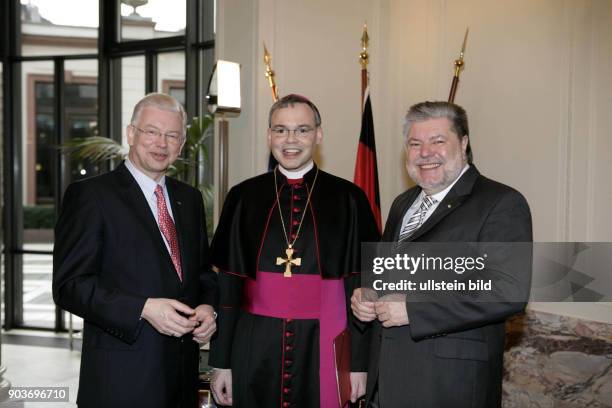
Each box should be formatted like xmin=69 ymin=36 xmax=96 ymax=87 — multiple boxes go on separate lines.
xmin=0 ymin=332 xmax=80 ymax=408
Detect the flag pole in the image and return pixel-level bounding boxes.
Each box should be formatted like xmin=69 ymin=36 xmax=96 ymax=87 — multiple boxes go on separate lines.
xmin=354 ymin=23 xmax=382 ymax=233
xmin=359 ymin=23 xmax=369 ymax=109
xmin=448 ymin=27 xmax=469 ymax=103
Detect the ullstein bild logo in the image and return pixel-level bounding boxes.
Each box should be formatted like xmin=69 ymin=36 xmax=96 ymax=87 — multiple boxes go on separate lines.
xmin=371 ymin=278 xmax=493 ymax=292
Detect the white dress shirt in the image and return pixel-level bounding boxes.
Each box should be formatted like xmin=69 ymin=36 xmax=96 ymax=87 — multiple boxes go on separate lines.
xmin=124 ymin=158 xmax=174 ymax=253
xmin=399 ymin=164 xmax=470 ymax=235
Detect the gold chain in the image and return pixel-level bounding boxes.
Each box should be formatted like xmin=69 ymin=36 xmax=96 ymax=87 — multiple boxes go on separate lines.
xmin=273 ymin=166 xmax=319 ymax=249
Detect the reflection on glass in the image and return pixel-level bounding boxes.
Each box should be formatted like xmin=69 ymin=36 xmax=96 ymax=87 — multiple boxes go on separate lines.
xmin=20 ymin=0 xmax=99 ymax=56
xmin=158 ymin=52 xmax=185 ymax=106
xmin=120 ymin=0 xmax=186 ymax=41
xmin=121 ymin=56 xmax=146 ymax=145
xmin=20 ymin=253 xmax=54 ymax=329
xmin=1 ymin=62 xmax=4 ymax=324
xmin=22 ymin=61 xmax=55 ymax=245
xmin=64 ymin=60 xmax=101 ymax=186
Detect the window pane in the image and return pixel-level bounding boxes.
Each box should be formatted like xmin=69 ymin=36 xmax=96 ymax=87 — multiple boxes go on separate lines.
xmin=158 ymin=51 xmax=185 ymax=106
xmin=121 ymin=56 xmax=145 ymax=145
xmin=0 ymin=62 xmax=4 ymax=323
xmin=22 ymin=61 xmax=56 ymax=249
xmin=20 ymin=0 xmax=99 ymax=57
xmin=64 ymin=59 xmax=103 ymax=185
xmin=120 ymin=0 xmax=186 ymax=42
xmin=21 ymin=253 xmax=54 ymax=328
xmin=199 ymin=0 xmax=216 ymax=43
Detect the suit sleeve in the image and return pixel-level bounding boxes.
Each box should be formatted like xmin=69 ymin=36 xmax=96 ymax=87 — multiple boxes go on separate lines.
xmin=52 ymin=182 xmax=147 ymax=344
xmin=407 ymin=190 xmax=533 ymax=340
xmin=196 ymin=188 xmax=218 ymax=307
xmin=349 ymin=187 xmax=382 ymax=371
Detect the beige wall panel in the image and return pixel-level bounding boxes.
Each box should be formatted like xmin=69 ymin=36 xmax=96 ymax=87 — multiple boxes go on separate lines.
xmin=217 ymin=0 xmax=612 ymax=321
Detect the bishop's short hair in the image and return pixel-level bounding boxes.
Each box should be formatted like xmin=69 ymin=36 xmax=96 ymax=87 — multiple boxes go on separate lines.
xmin=268 ymin=94 xmax=322 ymax=128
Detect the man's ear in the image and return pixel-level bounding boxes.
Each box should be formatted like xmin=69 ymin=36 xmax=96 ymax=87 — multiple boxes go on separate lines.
xmin=315 ymin=127 xmax=323 ymax=145
xmin=127 ymin=125 xmax=135 ymax=146
xmin=461 ymin=135 xmax=469 ymax=156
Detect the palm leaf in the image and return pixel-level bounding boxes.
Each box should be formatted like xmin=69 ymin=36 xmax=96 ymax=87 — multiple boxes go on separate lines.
xmin=60 ymin=137 xmax=127 ymax=163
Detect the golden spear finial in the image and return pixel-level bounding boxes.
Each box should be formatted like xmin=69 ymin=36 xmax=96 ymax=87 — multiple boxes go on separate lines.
xmin=359 ymin=23 xmax=369 ymax=69
xmin=453 ymin=27 xmax=469 ymax=77
xmin=448 ymin=27 xmax=469 ymax=103
xmin=263 ymin=42 xmax=278 ymax=102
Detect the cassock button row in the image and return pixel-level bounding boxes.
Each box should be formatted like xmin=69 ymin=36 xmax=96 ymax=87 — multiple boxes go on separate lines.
xmin=292 ymin=220 xmax=299 ymax=226
xmin=286 ymin=318 xmax=292 ymax=323
xmin=284 ymin=373 xmax=291 ymax=379
xmin=285 ymin=359 xmax=293 ymax=366
xmin=290 ymin=233 xmax=297 ymax=240
xmin=283 ymin=387 xmax=290 ymax=394
xmin=283 ymin=402 xmax=290 ymax=407
xmin=293 ymin=207 xmax=301 ymax=213
xmin=293 ymin=195 xmax=301 ymax=200
xmin=285 ymin=345 xmax=293 ymax=352
xmin=285 ymin=331 xmax=294 ymax=338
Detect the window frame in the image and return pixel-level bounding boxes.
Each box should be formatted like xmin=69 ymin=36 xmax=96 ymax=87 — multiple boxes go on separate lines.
xmin=1 ymin=0 xmax=215 ymax=332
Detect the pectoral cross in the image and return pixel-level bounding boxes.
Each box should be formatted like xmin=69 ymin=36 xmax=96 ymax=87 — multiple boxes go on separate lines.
xmin=276 ymin=246 xmax=301 ymax=277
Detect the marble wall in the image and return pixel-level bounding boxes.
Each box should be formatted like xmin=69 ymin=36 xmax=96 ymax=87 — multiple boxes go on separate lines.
xmin=504 ymin=310 xmax=612 ymax=407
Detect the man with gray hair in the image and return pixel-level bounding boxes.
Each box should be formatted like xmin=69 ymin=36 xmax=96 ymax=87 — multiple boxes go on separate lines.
xmin=53 ymin=93 xmax=218 ymax=407
xmin=351 ymin=101 xmax=532 ymax=407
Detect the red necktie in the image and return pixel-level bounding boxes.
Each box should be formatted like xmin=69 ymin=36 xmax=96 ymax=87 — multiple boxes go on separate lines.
xmin=154 ymin=185 xmax=183 ymax=281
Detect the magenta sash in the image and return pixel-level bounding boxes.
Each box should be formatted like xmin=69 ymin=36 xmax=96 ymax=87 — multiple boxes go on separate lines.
xmin=245 ymin=271 xmax=347 ymax=408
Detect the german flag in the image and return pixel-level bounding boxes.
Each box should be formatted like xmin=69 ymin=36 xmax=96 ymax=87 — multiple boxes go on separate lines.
xmin=353 ymin=89 xmax=381 ymax=232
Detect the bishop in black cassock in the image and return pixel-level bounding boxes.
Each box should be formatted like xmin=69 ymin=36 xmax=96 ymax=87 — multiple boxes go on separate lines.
xmin=209 ymin=94 xmax=379 ymax=408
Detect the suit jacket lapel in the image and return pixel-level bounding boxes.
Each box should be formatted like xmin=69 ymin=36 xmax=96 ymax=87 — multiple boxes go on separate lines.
xmin=405 ymin=166 xmax=480 ymax=242
xmin=115 ymin=163 xmax=181 ymax=280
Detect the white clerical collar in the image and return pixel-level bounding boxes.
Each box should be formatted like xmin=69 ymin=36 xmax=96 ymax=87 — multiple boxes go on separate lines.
xmin=429 ymin=164 xmax=470 ymax=202
xmin=278 ymin=161 xmax=314 ymax=180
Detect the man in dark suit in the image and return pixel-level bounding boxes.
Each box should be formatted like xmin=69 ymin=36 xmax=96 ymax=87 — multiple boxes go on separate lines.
xmin=351 ymin=101 xmax=532 ymax=407
xmin=53 ymin=93 xmax=218 ymax=408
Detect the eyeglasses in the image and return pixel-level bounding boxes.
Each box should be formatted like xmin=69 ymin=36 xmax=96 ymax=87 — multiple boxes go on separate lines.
xmin=131 ymin=125 xmax=184 ymax=145
xmin=270 ymin=126 xmax=316 ymax=138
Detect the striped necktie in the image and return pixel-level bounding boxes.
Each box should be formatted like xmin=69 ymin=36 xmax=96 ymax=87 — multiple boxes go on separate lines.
xmin=398 ymin=195 xmax=437 ymax=242
xmin=154 ymin=185 xmax=183 ymax=281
